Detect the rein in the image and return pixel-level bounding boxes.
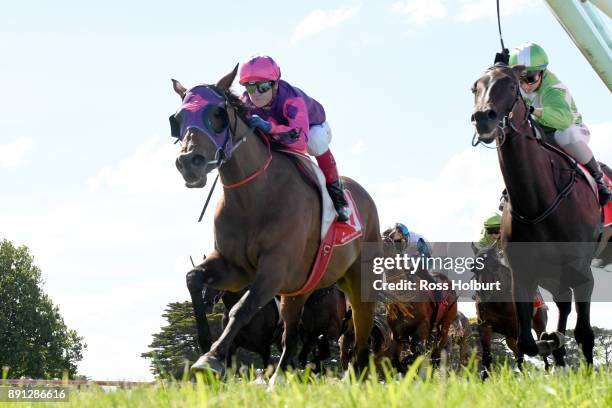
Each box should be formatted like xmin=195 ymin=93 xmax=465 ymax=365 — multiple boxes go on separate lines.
xmin=196 ymin=93 xmax=274 ymax=221
xmin=220 ymin=99 xmax=273 ymax=189
xmin=474 ymin=68 xmax=578 ymax=225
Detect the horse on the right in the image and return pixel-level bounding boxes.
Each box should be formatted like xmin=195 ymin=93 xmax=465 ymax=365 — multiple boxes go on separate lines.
xmin=471 ymin=63 xmax=612 ymax=366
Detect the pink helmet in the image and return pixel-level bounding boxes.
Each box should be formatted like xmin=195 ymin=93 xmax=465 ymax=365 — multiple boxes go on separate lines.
xmin=239 ymin=55 xmax=281 ymax=84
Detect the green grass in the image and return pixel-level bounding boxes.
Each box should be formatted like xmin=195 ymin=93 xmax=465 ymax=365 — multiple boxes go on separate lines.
xmin=28 ymin=360 xmax=612 ymax=408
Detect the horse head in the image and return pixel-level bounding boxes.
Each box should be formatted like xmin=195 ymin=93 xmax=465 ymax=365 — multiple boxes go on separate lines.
xmin=171 ymin=65 xmax=250 ymax=188
xmin=381 ymin=226 xmax=408 ymax=254
xmin=471 ymin=63 xmax=526 ymax=144
xmin=470 ymin=243 xmax=511 ymax=299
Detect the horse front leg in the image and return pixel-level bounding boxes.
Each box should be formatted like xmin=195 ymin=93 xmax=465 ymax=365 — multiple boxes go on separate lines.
xmin=478 ymin=322 xmax=493 ymax=380
xmin=186 ymin=268 xmax=213 ymax=353
xmin=543 ymin=288 xmax=571 ymax=367
xmin=190 ymin=254 xmax=277 ymax=376
xmin=512 ymin=269 xmax=539 ymax=357
xmin=573 ymin=274 xmax=595 ymax=366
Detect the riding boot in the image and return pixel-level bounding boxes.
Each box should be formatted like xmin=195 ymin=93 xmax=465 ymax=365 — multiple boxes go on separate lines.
xmin=584 ymin=157 xmax=612 ymax=206
xmin=498 ymin=188 xmax=508 ymax=212
xmin=326 ymin=180 xmax=351 ymax=222
xmin=316 ymin=149 xmax=351 ymax=222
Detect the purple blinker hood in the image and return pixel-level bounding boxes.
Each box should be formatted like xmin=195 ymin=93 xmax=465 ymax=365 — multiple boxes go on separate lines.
xmin=170 ymin=85 xmax=236 ymax=165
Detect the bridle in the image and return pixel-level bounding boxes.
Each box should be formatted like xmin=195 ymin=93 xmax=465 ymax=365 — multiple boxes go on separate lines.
xmin=176 ymin=86 xmax=273 ymax=190
xmin=471 ymin=65 xmax=535 ymax=149
xmin=471 ymin=65 xmax=579 ymax=225
xmin=218 ymin=98 xmax=272 ymax=190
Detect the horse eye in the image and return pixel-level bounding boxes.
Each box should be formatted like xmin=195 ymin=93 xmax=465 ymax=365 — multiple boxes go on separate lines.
xmin=205 ymin=106 xmax=229 ymax=133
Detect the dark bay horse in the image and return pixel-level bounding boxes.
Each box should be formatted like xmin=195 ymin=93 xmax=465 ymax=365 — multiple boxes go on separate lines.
xmin=471 ymin=244 xmax=549 ymax=377
xmin=201 ymin=286 xmax=281 ymax=368
xmin=380 ymin=227 xmax=458 ymax=366
xmin=172 ymin=66 xmax=382 ymax=379
xmin=471 ymin=63 xmax=608 ymax=365
xmin=298 ymin=284 xmax=347 ymax=371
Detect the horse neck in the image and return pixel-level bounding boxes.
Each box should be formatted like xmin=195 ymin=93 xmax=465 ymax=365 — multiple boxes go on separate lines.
xmin=218 ymin=120 xmax=272 ymax=198
xmin=497 ymin=100 xmax=556 ymax=217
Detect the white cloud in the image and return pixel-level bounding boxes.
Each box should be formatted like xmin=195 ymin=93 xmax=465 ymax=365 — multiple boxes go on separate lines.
xmin=371 ymin=147 xmax=503 ymax=242
xmin=291 ymin=3 xmax=362 ymax=43
xmin=391 ymin=0 xmax=447 ymax=25
xmin=0 ymin=137 xmax=33 ymax=167
xmin=456 ymin=0 xmax=538 ymax=22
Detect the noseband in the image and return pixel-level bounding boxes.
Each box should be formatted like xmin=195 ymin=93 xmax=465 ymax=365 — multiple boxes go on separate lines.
xmin=472 ymin=66 xmax=534 ymax=148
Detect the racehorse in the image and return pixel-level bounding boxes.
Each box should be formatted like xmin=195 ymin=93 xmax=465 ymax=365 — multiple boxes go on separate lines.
xmin=339 ymin=310 xmax=400 ymax=371
xmin=201 ymin=286 xmax=281 ymax=368
xmin=172 ymin=66 xmax=382 ymax=378
xmin=471 ymin=63 xmax=609 ymax=365
xmin=381 ymin=227 xmax=458 ymax=366
xmin=298 ymin=284 xmax=347 ymax=371
xmin=471 ymin=244 xmax=549 ymax=377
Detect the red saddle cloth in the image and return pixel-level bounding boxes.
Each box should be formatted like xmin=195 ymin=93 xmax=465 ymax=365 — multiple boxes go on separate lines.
xmin=533 ymin=291 xmax=545 ymax=310
xmin=281 ymin=189 xmax=363 ymax=296
xmin=425 ymin=275 xmax=457 ymax=323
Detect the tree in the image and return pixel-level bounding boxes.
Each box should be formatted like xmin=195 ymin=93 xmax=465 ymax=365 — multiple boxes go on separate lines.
xmin=0 ymin=239 xmax=85 ymax=379
xmin=141 ymin=301 xmax=201 ymax=379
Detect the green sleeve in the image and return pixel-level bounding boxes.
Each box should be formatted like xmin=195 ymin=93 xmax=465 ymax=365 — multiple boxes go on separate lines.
xmin=538 ymin=87 xmax=573 ymax=130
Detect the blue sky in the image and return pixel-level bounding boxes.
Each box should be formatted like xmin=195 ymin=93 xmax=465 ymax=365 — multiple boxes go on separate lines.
xmin=1 ymin=0 xmax=610 ymax=380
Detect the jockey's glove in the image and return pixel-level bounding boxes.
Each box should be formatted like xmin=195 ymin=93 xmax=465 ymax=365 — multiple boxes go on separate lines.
xmin=248 ymin=115 xmax=272 ymax=133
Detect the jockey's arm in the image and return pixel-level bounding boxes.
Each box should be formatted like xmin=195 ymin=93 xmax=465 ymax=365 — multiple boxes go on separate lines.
xmin=267 ymin=97 xmax=310 ymax=142
xmin=538 ymin=87 xmax=573 ymax=131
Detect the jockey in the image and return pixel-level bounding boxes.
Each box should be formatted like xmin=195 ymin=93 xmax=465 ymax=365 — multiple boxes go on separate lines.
xmin=509 ymin=42 xmax=612 ymax=205
xmin=479 ymin=213 xmax=501 ymax=247
xmin=395 ymin=223 xmax=432 ymax=259
xmin=395 ymin=223 xmax=442 ymax=301
xmin=238 ymin=55 xmax=351 ymax=222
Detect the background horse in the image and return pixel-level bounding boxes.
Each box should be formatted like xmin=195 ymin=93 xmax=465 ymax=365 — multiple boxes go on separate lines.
xmin=298 ymin=284 xmax=347 ymax=371
xmin=471 ymin=63 xmax=608 ymax=365
xmin=471 ymin=244 xmax=549 ymax=378
xmin=173 ymin=66 xmax=382 ymax=378
xmin=339 ymin=310 xmax=400 ymax=371
xmin=380 ymin=227 xmax=458 ymax=367
xmin=201 ymin=286 xmax=281 ymax=369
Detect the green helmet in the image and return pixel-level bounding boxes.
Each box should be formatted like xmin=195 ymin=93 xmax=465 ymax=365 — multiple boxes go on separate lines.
xmin=509 ymin=42 xmax=549 ymax=72
xmin=483 ymin=212 xmax=502 ymax=229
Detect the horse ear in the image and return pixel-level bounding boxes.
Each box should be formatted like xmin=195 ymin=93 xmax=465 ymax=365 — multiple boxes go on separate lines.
xmin=471 ymin=242 xmax=479 ymax=255
xmin=172 ymin=79 xmax=187 ymax=99
xmin=216 ymin=64 xmax=239 ymax=91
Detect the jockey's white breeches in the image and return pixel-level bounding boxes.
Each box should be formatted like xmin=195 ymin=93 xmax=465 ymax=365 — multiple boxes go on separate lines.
xmin=307 ymin=121 xmax=332 ymax=156
xmin=554 ymin=123 xmax=593 ymax=164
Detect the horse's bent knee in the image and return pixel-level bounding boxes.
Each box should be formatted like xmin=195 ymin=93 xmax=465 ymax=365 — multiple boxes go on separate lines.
xmin=186 ymin=269 xmax=205 ymax=293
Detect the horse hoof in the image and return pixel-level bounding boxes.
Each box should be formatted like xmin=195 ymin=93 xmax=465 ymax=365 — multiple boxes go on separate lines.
xmin=191 ymin=354 xmax=225 ymax=377
xmin=550 ymin=331 xmax=566 ymax=348
xmin=480 ymin=370 xmax=489 ymax=381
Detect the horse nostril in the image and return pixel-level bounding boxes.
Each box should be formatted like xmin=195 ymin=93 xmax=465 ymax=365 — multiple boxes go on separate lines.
xmin=487 ymin=110 xmax=498 ymax=120
xmin=191 ymin=154 xmax=206 ymax=167
xmin=470 ymin=113 xmax=476 ymax=123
